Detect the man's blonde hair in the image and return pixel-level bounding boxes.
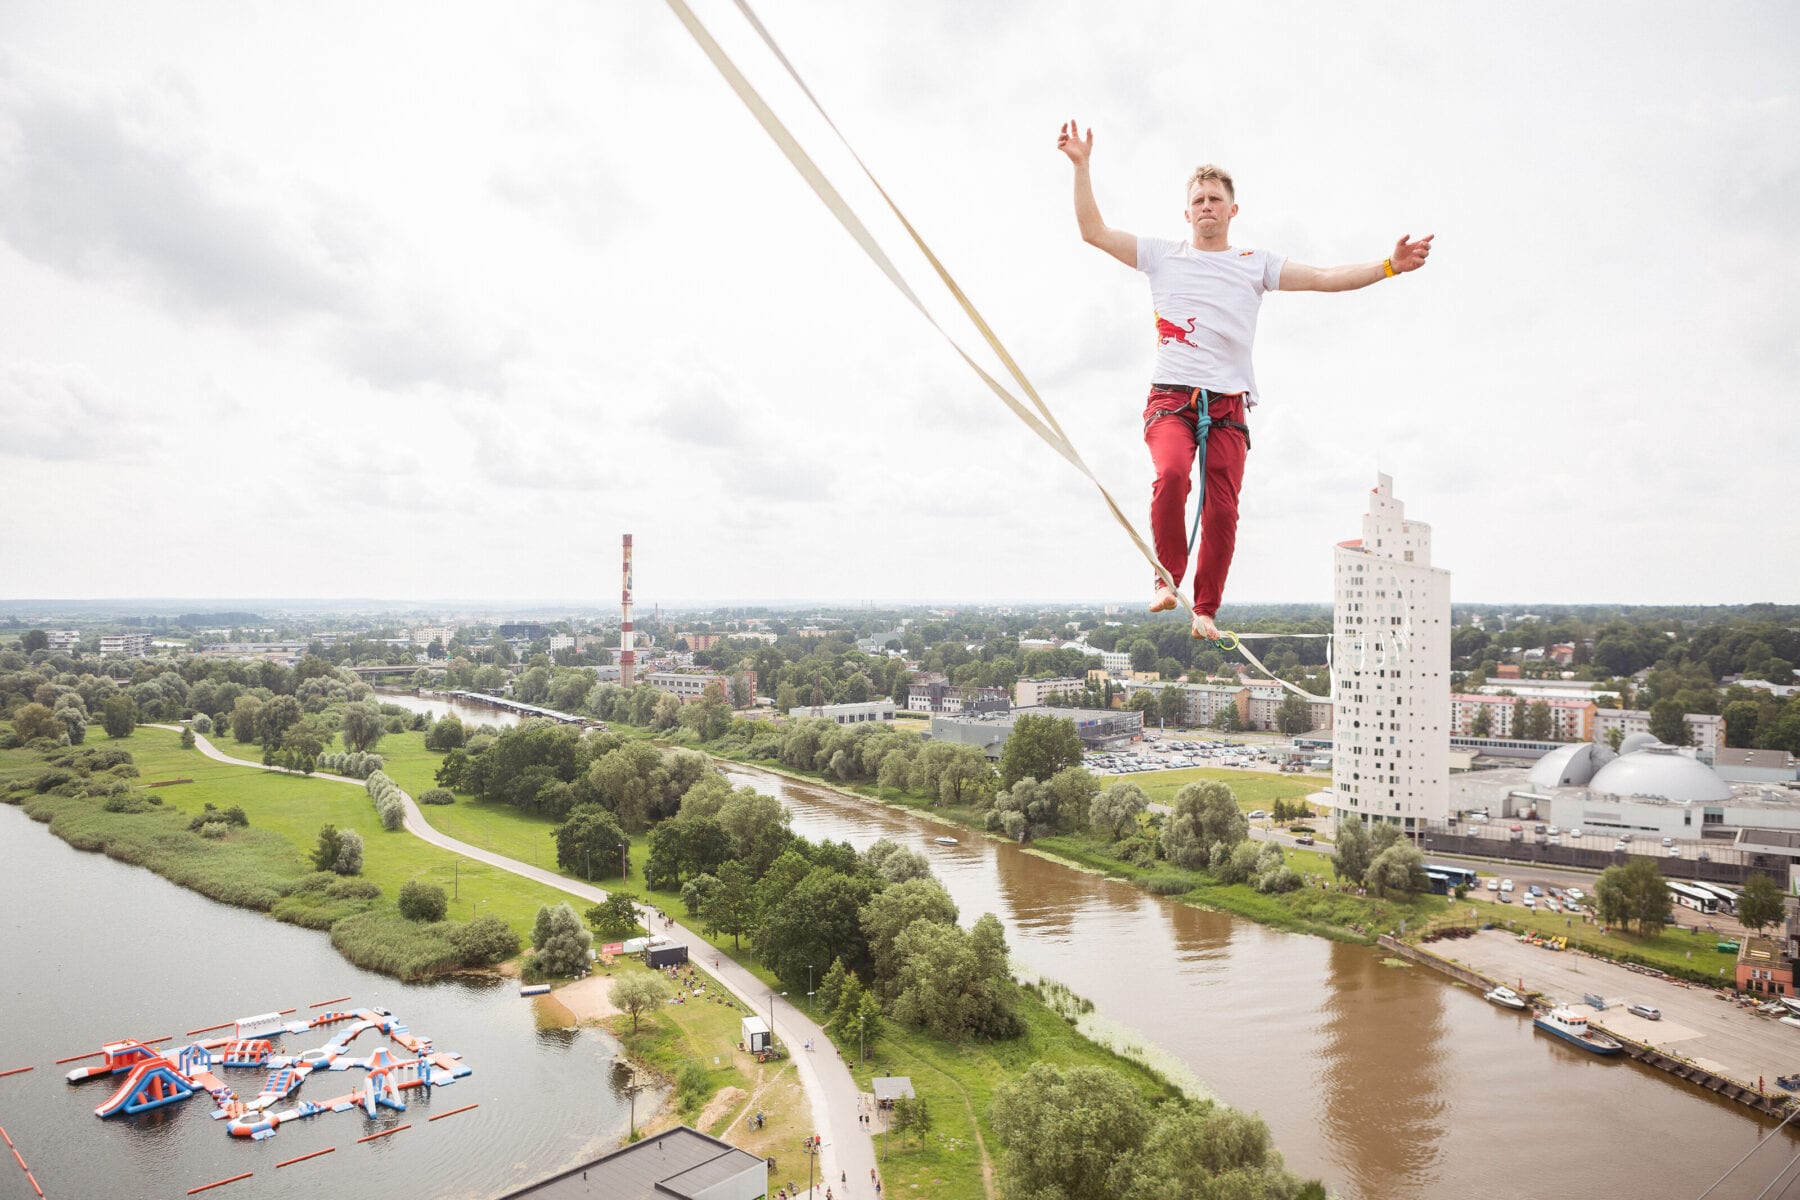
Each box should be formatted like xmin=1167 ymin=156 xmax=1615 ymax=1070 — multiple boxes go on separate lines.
xmin=1186 ymin=164 xmax=1235 ymax=203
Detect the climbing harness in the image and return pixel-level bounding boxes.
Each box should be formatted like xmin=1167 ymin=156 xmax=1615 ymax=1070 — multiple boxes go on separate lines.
xmin=665 ymin=0 xmax=1332 ymax=701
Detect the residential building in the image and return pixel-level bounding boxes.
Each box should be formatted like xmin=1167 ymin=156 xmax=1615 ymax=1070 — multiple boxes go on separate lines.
xmin=1593 ymin=708 xmax=1725 ymax=756
xmin=1014 ymin=677 xmax=1086 ymax=707
xmin=1449 ymin=693 xmax=1597 ymax=742
xmin=409 ymin=625 xmax=456 ymax=649
xmin=99 ymin=633 xmax=152 ymax=658
xmin=787 ymin=700 xmax=896 ymax=725
xmin=1736 ymin=936 xmax=1794 ymax=999
xmin=1120 ymin=679 xmax=1246 ymax=728
xmin=497 ymin=1125 xmax=766 ymax=1200
xmin=46 ymin=630 xmax=80 ymax=651
xmin=497 ymin=622 xmax=546 ymax=641
xmin=678 ymin=632 xmax=723 ymax=651
xmin=1329 ymin=474 xmax=1452 ymax=834
xmin=1098 ymin=650 xmax=1132 ymax=674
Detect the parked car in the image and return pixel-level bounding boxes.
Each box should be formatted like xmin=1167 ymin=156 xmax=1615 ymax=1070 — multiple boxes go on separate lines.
xmin=1498 ymin=892 xmax=1513 ymax=903
xmin=1486 ymin=879 xmax=1500 ymax=891
xmin=1528 ymin=885 xmax=1544 ymax=897
xmin=1627 ymin=1004 xmax=1662 ymax=1021
xmin=1509 ymin=824 xmax=1523 ymax=833
xmin=1248 ymin=810 xmax=1267 ymax=819
xmin=1500 ymin=879 xmax=1515 ymax=893
xmin=1295 ymin=834 xmax=1315 ymax=845
xmin=1662 ymin=837 xmax=1675 ymax=847
xmin=1523 ymin=894 xmax=1537 ymax=909
xmin=1534 ymin=824 xmax=1547 ymax=835
xmin=1548 ymin=826 xmax=1560 ymax=836
xmin=1569 ymin=827 xmax=1583 ymax=838
xmin=1667 ymin=846 xmax=1682 ymax=858
xmin=1620 ymin=833 xmax=1633 ymax=843
xmin=1565 ymin=888 xmax=1585 ymax=903
xmin=1615 ymin=840 xmax=1629 ymax=851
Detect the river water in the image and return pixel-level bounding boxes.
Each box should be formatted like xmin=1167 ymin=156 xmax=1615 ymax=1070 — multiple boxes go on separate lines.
xmin=376 ymin=691 xmax=524 ymax=730
xmin=0 ymin=805 xmax=638 ymax=1200
xmin=725 ymin=765 xmax=1791 ymax=1200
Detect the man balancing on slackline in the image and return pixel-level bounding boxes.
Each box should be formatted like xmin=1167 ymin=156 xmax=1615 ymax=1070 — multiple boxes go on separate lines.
xmin=1056 ymin=120 xmax=1433 ymax=641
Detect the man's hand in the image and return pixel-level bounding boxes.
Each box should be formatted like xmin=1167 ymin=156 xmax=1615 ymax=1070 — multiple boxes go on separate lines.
xmin=1057 ymin=120 xmax=1093 ymax=166
xmin=1392 ymin=233 xmax=1434 ymax=273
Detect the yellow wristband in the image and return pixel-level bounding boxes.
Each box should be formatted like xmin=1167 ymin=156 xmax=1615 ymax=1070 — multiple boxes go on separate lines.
xmin=1383 ymin=257 xmax=1396 ymax=278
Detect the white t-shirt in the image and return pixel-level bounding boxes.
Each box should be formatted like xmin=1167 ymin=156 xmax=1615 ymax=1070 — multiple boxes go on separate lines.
xmin=1135 ymin=236 xmax=1284 ymax=405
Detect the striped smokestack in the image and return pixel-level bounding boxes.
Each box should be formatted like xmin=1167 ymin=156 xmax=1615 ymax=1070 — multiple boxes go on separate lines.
xmin=620 ymin=533 xmax=636 ymax=689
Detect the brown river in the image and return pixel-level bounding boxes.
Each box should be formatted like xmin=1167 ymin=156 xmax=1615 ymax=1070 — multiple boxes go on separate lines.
xmin=726 ymin=764 xmax=1793 ymax=1200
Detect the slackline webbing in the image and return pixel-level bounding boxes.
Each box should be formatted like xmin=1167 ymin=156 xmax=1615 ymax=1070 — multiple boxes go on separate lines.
xmin=664 ymin=0 xmax=1332 ymax=702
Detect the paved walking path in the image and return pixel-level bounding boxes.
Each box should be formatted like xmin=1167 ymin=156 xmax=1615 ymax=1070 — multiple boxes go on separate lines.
xmin=175 ymin=730 xmax=882 ymax=1197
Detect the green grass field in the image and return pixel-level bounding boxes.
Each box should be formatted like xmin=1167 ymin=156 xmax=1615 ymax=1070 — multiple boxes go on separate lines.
xmin=6 ymin=727 xmax=584 ymax=946
xmin=1118 ymin=765 xmax=1330 ymax=809
xmin=1425 ymin=891 xmax=1742 ymax=984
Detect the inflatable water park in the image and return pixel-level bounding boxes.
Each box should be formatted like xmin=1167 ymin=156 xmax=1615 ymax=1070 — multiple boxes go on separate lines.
xmin=64 ymin=1003 xmax=471 ymax=1141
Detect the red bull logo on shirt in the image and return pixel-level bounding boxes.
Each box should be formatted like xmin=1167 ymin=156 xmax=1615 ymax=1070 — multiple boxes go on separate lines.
xmin=1154 ymin=311 xmax=1198 ymax=347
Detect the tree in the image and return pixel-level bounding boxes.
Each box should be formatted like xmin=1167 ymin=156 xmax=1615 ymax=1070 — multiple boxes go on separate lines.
xmin=101 ymin=695 xmax=138 ymax=739
xmin=1157 ymin=686 xmax=1185 ymax=726
xmin=1275 ymin=693 xmax=1311 ymax=736
xmin=1333 ymin=817 xmax=1372 ymax=884
xmin=256 ymin=694 xmax=302 ymax=747
xmin=888 ymin=912 xmax=1020 ymax=1040
xmin=1212 ymin=704 xmax=1242 ymax=733
xmin=862 ymin=878 xmax=959 ymax=987
xmin=1605 ymin=726 xmax=1625 ymax=753
xmin=755 ymin=866 xmax=877 ymax=988
xmin=398 ymin=880 xmax=448 ymax=922
xmin=863 ymin=838 xmax=932 ymax=883
xmin=1738 ymin=873 xmax=1786 ymax=935
xmin=703 ymin=860 xmax=757 ymax=949
xmin=1365 ymin=842 xmax=1428 ymax=898
xmin=339 ymin=701 xmax=386 ymax=753
xmin=1160 ymin=781 xmax=1246 ymax=869
xmin=312 ymin=825 xmax=344 ymax=872
xmin=1650 ymin=699 xmax=1690 ymax=746
xmin=553 ymin=804 xmax=629 ymax=881
xmin=1090 ymin=781 xmax=1148 ymax=841
xmin=1510 ymin=695 xmax=1527 ymax=739
xmin=585 ymin=893 xmax=643 ymax=938
xmin=1594 ymin=859 xmax=1673 ymax=936
xmin=1469 ymin=705 xmax=1492 ymax=737
xmin=21 ymin=629 xmax=49 ymax=653
xmin=991 ymin=1063 xmax=1152 ymax=1200
xmin=609 ymin=972 xmax=671 ymax=1033
xmin=1129 ymin=640 xmax=1158 ymax=672
xmin=333 ymin=829 xmax=364 ymax=875
xmin=424 ymin=714 xmax=466 ymax=751
xmin=232 ymin=695 xmax=263 ymax=744
xmin=889 ymin=1096 xmax=934 ymax=1146
xmin=530 ymin=902 xmax=594 ymax=977
xmin=1524 ymin=700 xmax=1554 ymax=741
xmin=998 ymin=713 xmax=1085 ymax=789
xmin=12 ymin=703 xmax=63 ymax=743
xmin=1125 ymin=689 xmax=1159 ymax=716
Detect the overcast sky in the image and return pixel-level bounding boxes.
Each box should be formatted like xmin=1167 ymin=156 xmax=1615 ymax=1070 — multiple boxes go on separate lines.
xmin=3 ymin=1 xmax=1796 ymax=610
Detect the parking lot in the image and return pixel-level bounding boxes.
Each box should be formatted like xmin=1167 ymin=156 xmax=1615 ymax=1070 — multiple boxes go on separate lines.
xmin=1448 ymin=930 xmax=1800 ymax=1090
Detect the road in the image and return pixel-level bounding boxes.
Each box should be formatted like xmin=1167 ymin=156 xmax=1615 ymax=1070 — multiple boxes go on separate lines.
xmin=178 ymin=731 xmax=883 ymax=1198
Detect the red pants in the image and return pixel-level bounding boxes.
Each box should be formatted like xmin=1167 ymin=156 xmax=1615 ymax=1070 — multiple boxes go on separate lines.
xmin=1143 ymin=388 xmax=1248 ymax=617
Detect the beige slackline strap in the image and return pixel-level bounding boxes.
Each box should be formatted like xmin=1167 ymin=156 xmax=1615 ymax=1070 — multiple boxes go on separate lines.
xmin=664 ymin=0 xmax=1334 ymax=702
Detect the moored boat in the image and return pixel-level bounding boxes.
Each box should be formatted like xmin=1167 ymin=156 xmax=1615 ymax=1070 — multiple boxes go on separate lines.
xmin=1533 ymin=1007 xmax=1623 ymax=1055
xmin=934 ymin=837 xmax=958 ymax=845
xmin=1484 ymin=985 xmax=1528 ymax=1010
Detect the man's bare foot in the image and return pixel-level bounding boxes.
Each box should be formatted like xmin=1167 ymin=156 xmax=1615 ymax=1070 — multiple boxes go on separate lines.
xmin=1191 ymin=612 xmax=1219 ymax=641
xmin=1148 ymin=586 xmax=1178 ymax=613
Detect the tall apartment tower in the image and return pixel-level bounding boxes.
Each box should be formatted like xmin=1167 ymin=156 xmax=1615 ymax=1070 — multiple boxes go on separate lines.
xmin=620 ymin=533 xmax=636 ymax=689
xmin=1330 ymin=475 xmax=1451 ymax=835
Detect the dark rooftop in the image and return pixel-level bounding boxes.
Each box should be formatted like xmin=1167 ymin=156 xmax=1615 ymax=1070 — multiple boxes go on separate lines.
xmin=495 ymin=1125 xmax=765 ymax=1200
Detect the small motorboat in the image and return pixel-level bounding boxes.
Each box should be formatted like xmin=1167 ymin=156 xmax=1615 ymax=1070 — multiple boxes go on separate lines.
xmin=933 ymin=837 xmax=958 ymax=845
xmin=1778 ymin=1075 xmax=1800 ymax=1092
xmin=1484 ymin=985 xmax=1528 ymax=1010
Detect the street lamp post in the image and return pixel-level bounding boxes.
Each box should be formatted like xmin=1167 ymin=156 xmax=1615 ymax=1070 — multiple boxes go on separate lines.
xmin=806 ymin=964 xmax=814 ymax=1011
xmin=619 ymin=841 xmax=628 ymax=882
xmin=767 ymin=990 xmax=786 ymax=1048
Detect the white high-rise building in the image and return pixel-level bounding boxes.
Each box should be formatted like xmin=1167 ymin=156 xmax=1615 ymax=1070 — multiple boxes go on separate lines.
xmin=1330 ymin=474 xmax=1451 ymax=834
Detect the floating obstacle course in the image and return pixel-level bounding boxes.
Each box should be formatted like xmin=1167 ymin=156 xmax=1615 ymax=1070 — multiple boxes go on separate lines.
xmin=65 ymin=1004 xmax=472 ymax=1141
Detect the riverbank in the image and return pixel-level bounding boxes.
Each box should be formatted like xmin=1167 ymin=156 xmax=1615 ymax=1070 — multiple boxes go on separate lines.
xmin=1383 ymin=932 xmax=1795 ymax=1118
xmin=702 ymin=750 xmax=1441 ymax=946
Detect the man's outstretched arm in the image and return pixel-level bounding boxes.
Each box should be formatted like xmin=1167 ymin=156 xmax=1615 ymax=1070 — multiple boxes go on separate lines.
xmin=1057 ymin=120 xmax=1137 ymax=268
xmin=1279 ymin=233 xmax=1433 ymax=292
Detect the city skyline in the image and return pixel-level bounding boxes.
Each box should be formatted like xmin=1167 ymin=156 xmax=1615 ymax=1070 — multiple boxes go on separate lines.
xmin=3 ymin=2 xmax=1796 ymax=604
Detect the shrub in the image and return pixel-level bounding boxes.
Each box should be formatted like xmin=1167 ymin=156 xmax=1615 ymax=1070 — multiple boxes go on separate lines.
xmin=528 ymin=902 xmax=593 ymax=978
xmin=191 ymin=713 xmax=213 ymax=735
xmin=197 ymin=820 xmax=231 ymax=839
xmin=329 ymin=910 xmax=465 ymax=980
xmin=398 ymin=880 xmax=449 ymax=922
xmin=102 ymin=792 xmax=156 ymax=814
xmin=326 ymin=876 xmax=381 ymax=900
xmin=188 ymin=804 xmax=250 ymax=832
xmin=448 ymin=915 xmax=520 ymax=966
xmin=365 ymin=771 xmax=407 ymax=831
xmin=419 ymin=788 xmax=456 ymax=806
xmin=677 ymin=1060 xmax=711 ymax=1114
xmin=1143 ymin=872 xmax=1195 ymax=895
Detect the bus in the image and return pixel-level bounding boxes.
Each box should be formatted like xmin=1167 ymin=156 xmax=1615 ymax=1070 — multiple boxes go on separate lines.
xmin=1424 ymin=864 xmax=1480 ymax=894
xmin=1667 ymin=881 xmax=1720 ymax=914
xmin=1690 ymin=882 xmax=1738 ymax=915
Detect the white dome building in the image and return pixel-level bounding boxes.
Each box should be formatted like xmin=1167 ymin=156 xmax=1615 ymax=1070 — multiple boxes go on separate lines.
xmin=1528 ymin=742 xmax=1616 ymax=789
xmin=1588 ymin=744 xmax=1733 ymax=805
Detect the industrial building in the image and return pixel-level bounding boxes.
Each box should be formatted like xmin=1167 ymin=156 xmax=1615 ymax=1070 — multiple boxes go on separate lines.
xmin=931 ymin=706 xmax=1143 ymax=758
